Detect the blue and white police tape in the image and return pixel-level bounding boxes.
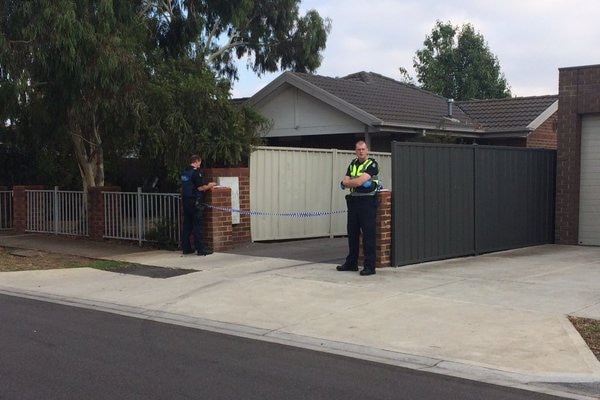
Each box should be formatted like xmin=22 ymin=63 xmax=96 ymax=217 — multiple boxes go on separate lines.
xmin=203 ymin=204 xmax=347 ymax=218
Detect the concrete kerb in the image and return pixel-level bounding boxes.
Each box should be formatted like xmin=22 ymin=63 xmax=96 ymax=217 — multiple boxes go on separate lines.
xmin=0 ymin=286 xmax=598 ymax=400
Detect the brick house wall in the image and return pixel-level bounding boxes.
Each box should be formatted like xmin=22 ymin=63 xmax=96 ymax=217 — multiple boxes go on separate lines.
xmin=555 ymin=64 xmax=600 ymax=244
xmin=527 ymin=112 xmax=558 ymax=149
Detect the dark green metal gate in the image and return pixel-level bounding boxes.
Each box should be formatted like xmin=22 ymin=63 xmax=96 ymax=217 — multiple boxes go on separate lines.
xmin=392 ymin=143 xmax=555 ymax=266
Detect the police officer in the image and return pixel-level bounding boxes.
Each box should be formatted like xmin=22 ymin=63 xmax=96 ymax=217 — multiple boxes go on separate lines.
xmin=337 ymin=140 xmax=379 ymax=276
xmin=181 ymin=154 xmax=216 ymax=256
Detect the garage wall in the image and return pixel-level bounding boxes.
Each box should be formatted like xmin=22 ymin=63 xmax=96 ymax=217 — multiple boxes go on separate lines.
xmin=556 ymin=64 xmax=600 ymax=244
xmin=578 ymin=115 xmax=600 ymax=244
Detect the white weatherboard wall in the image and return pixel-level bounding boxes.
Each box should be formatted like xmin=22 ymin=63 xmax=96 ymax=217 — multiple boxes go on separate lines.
xmin=250 ymin=146 xmax=391 ymax=241
xmin=579 ymin=114 xmax=600 ymax=245
xmin=257 ymin=86 xmax=365 ymax=138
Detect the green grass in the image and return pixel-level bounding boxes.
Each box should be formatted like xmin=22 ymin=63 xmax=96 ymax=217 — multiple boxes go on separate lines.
xmin=64 ymin=260 xmax=129 ymax=270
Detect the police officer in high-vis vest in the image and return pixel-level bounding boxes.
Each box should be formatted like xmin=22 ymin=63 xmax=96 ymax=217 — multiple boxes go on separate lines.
xmin=337 ymin=140 xmax=379 ymax=276
xmin=181 ymin=154 xmax=216 ymax=256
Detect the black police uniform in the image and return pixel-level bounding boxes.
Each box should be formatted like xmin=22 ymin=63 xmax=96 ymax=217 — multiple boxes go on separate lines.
xmin=181 ymin=165 xmax=207 ymax=254
xmin=341 ymin=157 xmax=379 ymax=274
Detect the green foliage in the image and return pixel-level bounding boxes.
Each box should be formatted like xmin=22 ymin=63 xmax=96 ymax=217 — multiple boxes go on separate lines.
xmin=413 ymin=21 xmax=511 ymax=100
xmin=0 ymin=0 xmax=327 ymax=189
xmin=145 ymin=217 xmax=179 ymax=250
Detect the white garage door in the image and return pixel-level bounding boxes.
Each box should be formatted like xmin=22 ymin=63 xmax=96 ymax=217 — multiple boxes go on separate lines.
xmin=579 ymin=114 xmax=600 ymax=245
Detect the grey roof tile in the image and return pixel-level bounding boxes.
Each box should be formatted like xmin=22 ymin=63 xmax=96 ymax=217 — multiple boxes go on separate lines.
xmin=457 ymin=95 xmax=558 ymax=132
xmin=292 ymin=71 xmax=472 ymax=128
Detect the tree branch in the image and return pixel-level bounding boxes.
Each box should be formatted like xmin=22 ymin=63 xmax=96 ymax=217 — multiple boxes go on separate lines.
xmin=206 ymin=33 xmax=246 ymax=64
xmin=204 ymin=17 xmax=221 ymax=54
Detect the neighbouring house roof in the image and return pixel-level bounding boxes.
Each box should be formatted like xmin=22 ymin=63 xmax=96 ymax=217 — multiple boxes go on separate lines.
xmin=247 ymin=71 xmax=558 ymax=139
xmin=293 ymin=71 xmax=474 ymax=129
xmin=249 ymin=71 xmax=479 ymax=134
xmin=457 ymin=95 xmax=558 ymax=134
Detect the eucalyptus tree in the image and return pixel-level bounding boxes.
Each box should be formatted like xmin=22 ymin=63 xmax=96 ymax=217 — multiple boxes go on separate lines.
xmin=0 ymin=0 xmax=330 ymax=189
xmin=413 ymin=21 xmax=511 ymax=100
xmin=0 ymin=0 xmax=147 ymax=188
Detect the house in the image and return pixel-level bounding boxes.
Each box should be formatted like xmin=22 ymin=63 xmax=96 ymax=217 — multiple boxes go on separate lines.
xmin=246 ymin=71 xmax=558 ymax=151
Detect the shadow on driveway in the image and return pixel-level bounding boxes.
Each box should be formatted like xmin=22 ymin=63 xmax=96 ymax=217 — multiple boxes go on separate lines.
xmin=225 ymin=237 xmax=347 ymax=264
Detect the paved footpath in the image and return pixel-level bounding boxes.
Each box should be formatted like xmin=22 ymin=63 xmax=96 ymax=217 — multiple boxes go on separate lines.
xmin=0 ymin=233 xmax=599 ymax=399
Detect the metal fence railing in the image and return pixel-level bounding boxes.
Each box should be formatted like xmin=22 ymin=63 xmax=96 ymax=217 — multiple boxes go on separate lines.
xmin=103 ymin=189 xmax=181 ymax=245
xmin=26 ymin=187 xmax=88 ymax=236
xmin=0 ymin=191 xmax=13 ymax=230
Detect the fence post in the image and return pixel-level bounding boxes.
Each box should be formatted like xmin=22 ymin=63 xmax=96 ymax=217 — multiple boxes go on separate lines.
xmin=204 ymin=187 xmax=233 ymax=251
xmin=53 ymin=186 xmax=59 ymax=234
xmin=12 ymin=185 xmax=44 ymax=234
xmin=88 ymin=186 xmax=121 ymax=240
xmin=204 ymin=168 xmax=251 ymax=245
xmin=376 ymin=191 xmax=392 ymax=268
xmin=137 ymin=187 xmax=143 ymax=246
xmin=329 ymin=149 xmax=338 ymax=238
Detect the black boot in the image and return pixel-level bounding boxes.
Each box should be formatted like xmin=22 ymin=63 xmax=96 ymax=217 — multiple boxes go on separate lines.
xmin=359 ymin=268 xmax=376 ymax=276
xmin=336 ymin=263 xmax=358 ymax=271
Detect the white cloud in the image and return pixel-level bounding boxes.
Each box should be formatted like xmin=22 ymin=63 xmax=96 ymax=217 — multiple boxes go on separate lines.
xmin=232 ymin=0 xmax=600 ymax=98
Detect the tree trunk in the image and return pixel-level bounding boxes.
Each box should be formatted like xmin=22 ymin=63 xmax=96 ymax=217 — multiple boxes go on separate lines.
xmin=70 ymin=123 xmax=104 ymax=190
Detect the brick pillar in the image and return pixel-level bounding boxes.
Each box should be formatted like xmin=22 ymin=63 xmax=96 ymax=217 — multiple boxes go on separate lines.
xmin=203 ymin=168 xmax=251 ymax=245
xmin=88 ymin=186 xmax=120 ymax=240
xmin=12 ymin=185 xmax=44 ymax=233
xmin=204 ymin=186 xmax=233 ymax=251
xmin=356 ymin=191 xmax=392 ymax=268
xmin=376 ymin=191 xmax=392 ymax=268
xmin=555 ymin=65 xmax=600 ymax=244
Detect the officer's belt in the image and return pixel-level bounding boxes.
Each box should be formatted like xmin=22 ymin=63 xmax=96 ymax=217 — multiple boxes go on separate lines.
xmin=349 ymin=191 xmax=378 ymax=197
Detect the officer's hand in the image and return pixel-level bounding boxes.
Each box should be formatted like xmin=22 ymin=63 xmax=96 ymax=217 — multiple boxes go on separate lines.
xmin=362 ymin=180 xmax=372 ymax=188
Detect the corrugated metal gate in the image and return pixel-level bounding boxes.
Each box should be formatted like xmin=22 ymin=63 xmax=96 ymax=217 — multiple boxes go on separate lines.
xmin=392 ymin=142 xmax=555 ymax=266
xmin=250 ymin=146 xmax=391 ymax=241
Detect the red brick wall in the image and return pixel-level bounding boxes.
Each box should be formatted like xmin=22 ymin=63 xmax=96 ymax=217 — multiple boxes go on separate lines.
xmin=556 ymin=65 xmax=600 ymax=244
xmin=203 ymin=168 xmax=251 ymax=245
xmin=11 ymin=185 xmax=44 ymax=233
xmin=88 ymin=187 xmax=120 ymax=240
xmin=204 ymin=187 xmax=233 ymax=251
xmin=527 ymin=112 xmax=558 ymax=149
xmin=376 ymin=191 xmax=392 ymax=267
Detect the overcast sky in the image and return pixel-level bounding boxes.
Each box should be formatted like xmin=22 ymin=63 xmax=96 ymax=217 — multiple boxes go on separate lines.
xmin=231 ymin=0 xmax=600 ymax=99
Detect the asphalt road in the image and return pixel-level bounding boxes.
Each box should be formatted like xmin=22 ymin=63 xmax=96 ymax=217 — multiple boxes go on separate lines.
xmin=0 ymin=294 xmax=568 ymax=400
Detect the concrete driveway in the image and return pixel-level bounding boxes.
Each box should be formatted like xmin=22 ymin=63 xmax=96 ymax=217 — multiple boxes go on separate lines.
xmin=0 ymin=233 xmax=599 ymax=399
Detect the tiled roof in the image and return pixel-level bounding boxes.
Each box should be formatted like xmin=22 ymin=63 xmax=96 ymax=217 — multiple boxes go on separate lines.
xmin=292 ymin=71 xmax=472 ymax=129
xmin=457 ymin=95 xmax=558 ymax=132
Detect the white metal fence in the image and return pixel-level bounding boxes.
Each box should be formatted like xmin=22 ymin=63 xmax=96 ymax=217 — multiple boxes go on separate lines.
xmin=250 ymin=146 xmax=392 ymax=241
xmin=0 ymin=191 xmax=12 ymax=230
xmin=103 ymin=189 xmax=181 ymax=245
xmin=26 ymin=187 xmax=88 ymax=235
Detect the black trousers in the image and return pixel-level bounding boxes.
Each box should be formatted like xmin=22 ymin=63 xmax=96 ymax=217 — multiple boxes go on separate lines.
xmin=345 ymin=195 xmax=378 ymax=269
xmin=181 ymin=198 xmax=205 ymax=253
